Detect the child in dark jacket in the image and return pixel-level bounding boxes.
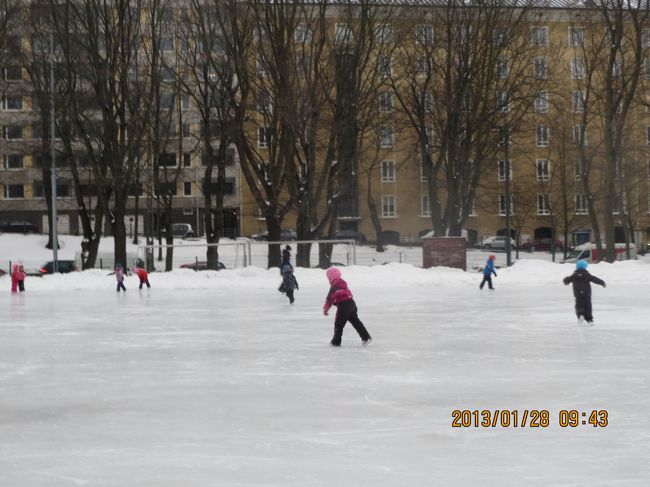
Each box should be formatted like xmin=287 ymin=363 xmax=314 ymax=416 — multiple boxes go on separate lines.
xmin=563 ymin=259 xmax=606 ymax=324
xmin=323 ymin=267 xmax=372 ymax=347
xmin=479 ymin=255 xmax=497 ymax=290
xmin=278 ymin=263 xmax=299 ymax=304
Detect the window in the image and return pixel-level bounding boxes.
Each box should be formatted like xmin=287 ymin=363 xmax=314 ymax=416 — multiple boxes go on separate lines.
xmin=417 ymin=57 xmax=430 ymax=77
xmin=498 ymin=160 xmax=512 ymax=182
xmin=497 ymin=91 xmax=510 ymax=113
xmin=376 ymin=24 xmax=392 ymax=43
xmin=182 ymin=123 xmax=191 ymax=138
xmin=573 ymin=125 xmax=586 ymax=146
xmin=574 ymin=159 xmax=583 ymax=180
xmin=499 ymin=195 xmax=514 ymax=216
xmin=536 ymin=126 xmax=549 ymax=147
xmin=379 ymin=125 xmax=394 ymax=148
xmin=381 ymin=195 xmax=396 ymax=217
xmin=533 ymin=57 xmax=549 ymax=79
xmin=647 ymin=159 xmax=650 ymax=180
xmin=256 ymin=56 xmax=267 ymax=77
xmin=424 ymin=92 xmax=433 ymax=112
xmin=421 ymin=194 xmax=431 ymax=217
xmin=497 ymin=57 xmax=509 ymax=78
xmin=535 ymin=91 xmax=549 ymax=113
xmin=569 ymin=27 xmax=585 ymax=48
xmin=571 ymin=58 xmax=585 ymax=79
xmin=184 ymin=181 xmax=192 ymax=196
xmin=572 ymin=91 xmax=585 ymax=112
xmin=258 ymin=127 xmax=272 ymax=148
xmin=381 ymin=160 xmax=395 ymax=182
xmin=646 ymin=126 xmax=650 ymax=145
xmin=257 ymin=91 xmax=272 ymax=113
xmin=612 ymin=193 xmax=625 ymax=214
xmin=5 ymin=154 xmax=23 ymax=169
xmin=160 ymin=36 xmax=174 ymax=52
xmin=643 ymin=29 xmax=650 ymax=48
xmin=611 ymin=58 xmax=622 ymax=79
xmin=335 ymin=24 xmax=353 ymax=45
xmin=4 ymin=66 xmax=22 ymax=81
xmin=5 ymin=125 xmax=23 ymax=140
xmin=379 ymin=91 xmax=393 ymax=113
xmin=183 ymin=153 xmax=192 ymax=167
xmin=182 ymin=95 xmax=191 ymax=110
xmin=225 ymin=177 xmax=235 ymax=195
xmin=645 ymin=58 xmax=650 ymax=80
xmin=377 ymin=55 xmax=391 ymax=78
xmin=56 ymin=182 xmax=70 ymax=198
xmin=537 ymin=194 xmax=551 ymax=215
xmin=294 ymin=24 xmax=312 ymax=43
xmin=415 ymin=25 xmax=434 ymax=46
xmin=420 ymin=158 xmax=429 ymax=182
xmin=3 ymin=95 xmax=23 ymax=111
xmin=575 ymin=193 xmax=588 ymax=215
xmin=536 ymin=159 xmax=550 ymax=181
xmin=159 ymin=153 xmax=177 ymax=167
xmin=531 ymin=27 xmax=549 ymax=46
xmin=3 ymin=184 xmax=24 ymax=199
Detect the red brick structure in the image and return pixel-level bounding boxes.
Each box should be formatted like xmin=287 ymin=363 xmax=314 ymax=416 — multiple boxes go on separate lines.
xmin=422 ymin=237 xmax=466 ymax=271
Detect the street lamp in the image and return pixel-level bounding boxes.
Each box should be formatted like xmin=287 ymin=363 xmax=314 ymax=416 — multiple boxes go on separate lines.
xmin=49 ymin=29 xmax=58 ymax=273
xmin=501 ymin=125 xmax=512 ymax=267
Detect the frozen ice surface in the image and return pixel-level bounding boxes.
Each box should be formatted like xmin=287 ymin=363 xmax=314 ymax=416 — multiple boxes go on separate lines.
xmin=1 ymin=262 xmax=649 ymax=486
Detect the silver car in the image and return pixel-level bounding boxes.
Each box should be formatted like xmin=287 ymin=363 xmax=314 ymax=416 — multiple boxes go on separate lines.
xmin=481 ymin=236 xmax=516 ymax=250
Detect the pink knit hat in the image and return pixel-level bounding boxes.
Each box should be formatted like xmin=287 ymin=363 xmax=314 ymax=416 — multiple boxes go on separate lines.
xmin=326 ymin=267 xmax=341 ymax=282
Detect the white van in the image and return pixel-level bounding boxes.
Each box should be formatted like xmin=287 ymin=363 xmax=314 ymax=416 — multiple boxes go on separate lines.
xmin=563 ymin=242 xmax=636 ymax=264
xmin=75 ymin=251 xmax=143 ymax=270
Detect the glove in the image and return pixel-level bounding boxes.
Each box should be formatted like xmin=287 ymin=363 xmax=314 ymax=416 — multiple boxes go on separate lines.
xmin=323 ymin=302 xmax=332 ymax=316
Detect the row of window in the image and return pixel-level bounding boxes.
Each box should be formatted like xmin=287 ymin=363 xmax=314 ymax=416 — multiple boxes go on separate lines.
xmin=1 ymin=179 xmax=236 ymax=199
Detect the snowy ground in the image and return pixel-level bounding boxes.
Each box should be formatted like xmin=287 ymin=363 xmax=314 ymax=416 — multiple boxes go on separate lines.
xmin=0 ymin=261 xmax=649 ymax=486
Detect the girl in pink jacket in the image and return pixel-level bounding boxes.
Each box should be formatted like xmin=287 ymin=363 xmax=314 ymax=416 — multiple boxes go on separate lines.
xmin=323 ymin=267 xmax=372 ymax=347
xmin=11 ymin=263 xmax=26 ymax=293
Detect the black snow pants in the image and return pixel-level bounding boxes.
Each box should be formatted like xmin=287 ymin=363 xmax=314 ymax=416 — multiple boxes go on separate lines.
xmin=139 ymin=279 xmax=151 ymax=289
xmin=575 ymin=295 xmax=593 ymax=322
xmin=479 ymin=275 xmax=493 ymax=290
xmin=331 ymin=299 xmax=371 ymax=346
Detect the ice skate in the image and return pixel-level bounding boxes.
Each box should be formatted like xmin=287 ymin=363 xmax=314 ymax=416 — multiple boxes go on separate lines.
xmin=362 ymin=338 xmax=372 ymax=347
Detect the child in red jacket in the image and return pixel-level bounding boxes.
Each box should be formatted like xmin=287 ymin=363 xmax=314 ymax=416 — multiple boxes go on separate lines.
xmin=132 ymin=266 xmax=151 ymax=289
xmin=323 ymin=267 xmax=372 ymax=347
xmin=11 ymin=263 xmax=26 ymax=293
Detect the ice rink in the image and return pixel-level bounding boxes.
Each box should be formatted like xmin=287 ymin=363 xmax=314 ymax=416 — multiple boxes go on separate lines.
xmin=1 ymin=263 xmax=649 ymax=486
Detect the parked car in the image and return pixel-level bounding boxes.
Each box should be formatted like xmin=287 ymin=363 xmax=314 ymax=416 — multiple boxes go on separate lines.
xmin=0 ymin=221 xmax=40 ymax=234
xmin=169 ymin=223 xmax=196 ymax=238
xmin=179 ymin=261 xmax=226 ymax=271
xmin=520 ymin=238 xmax=566 ymax=252
xmin=334 ymin=230 xmax=367 ymax=244
xmin=251 ymin=229 xmax=297 ymax=241
xmin=481 ymin=236 xmax=517 ymax=250
xmin=39 ymin=260 xmax=79 ymax=274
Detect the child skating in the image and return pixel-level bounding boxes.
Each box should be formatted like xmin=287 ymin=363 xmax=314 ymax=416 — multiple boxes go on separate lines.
xmin=479 ymin=255 xmax=497 ymax=290
xmin=132 ymin=266 xmax=151 ymax=289
xmin=111 ymin=264 xmax=127 ymax=292
xmin=563 ymin=259 xmax=606 ymax=325
xmin=323 ymin=267 xmax=372 ymax=347
xmin=278 ymin=262 xmax=299 ymax=304
xmin=11 ymin=263 xmax=26 ymax=293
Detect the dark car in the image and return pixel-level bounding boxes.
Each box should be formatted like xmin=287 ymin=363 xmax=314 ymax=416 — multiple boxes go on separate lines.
xmin=334 ymin=230 xmax=366 ymax=244
xmin=520 ymin=238 xmax=566 ymax=252
xmin=0 ymin=221 xmax=40 ymax=234
xmin=39 ymin=260 xmax=78 ymax=274
xmin=251 ymin=229 xmax=297 ymax=241
xmin=179 ymin=261 xmax=226 ymax=271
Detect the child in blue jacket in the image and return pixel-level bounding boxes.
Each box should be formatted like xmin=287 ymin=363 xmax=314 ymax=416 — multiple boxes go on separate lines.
xmin=479 ymin=255 xmax=497 ymax=290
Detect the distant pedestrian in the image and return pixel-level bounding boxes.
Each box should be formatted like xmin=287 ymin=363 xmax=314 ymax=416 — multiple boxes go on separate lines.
xmin=563 ymin=259 xmax=606 ymax=325
xmin=323 ymin=267 xmax=372 ymax=347
xmin=11 ymin=263 xmax=26 ymax=293
xmin=278 ymin=263 xmax=299 ymax=304
xmin=132 ymin=266 xmax=151 ymax=289
xmin=281 ymin=245 xmax=292 ymax=273
xmin=479 ymin=255 xmax=497 ymax=290
xmin=111 ymin=264 xmax=127 ymax=292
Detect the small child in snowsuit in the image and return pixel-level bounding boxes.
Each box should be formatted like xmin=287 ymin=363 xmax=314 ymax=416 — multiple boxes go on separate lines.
xmin=132 ymin=266 xmax=151 ymax=289
xmin=278 ymin=263 xmax=299 ymax=304
xmin=479 ymin=255 xmax=497 ymax=290
xmin=11 ymin=263 xmax=26 ymax=293
xmin=563 ymin=259 xmax=606 ymax=324
xmin=323 ymin=267 xmax=372 ymax=347
xmin=113 ymin=264 xmax=126 ymax=292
